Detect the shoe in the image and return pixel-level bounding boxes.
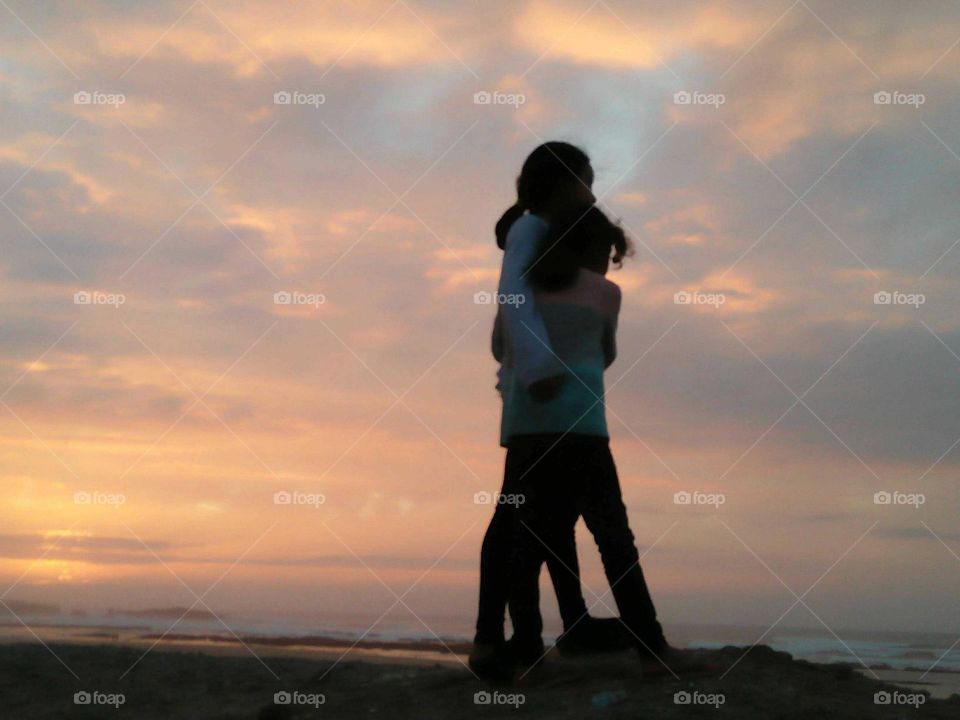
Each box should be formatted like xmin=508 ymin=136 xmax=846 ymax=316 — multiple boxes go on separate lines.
xmin=556 ymin=617 xmax=632 ymax=656
xmin=469 ymin=641 xmax=517 ymax=684
xmin=507 ymin=635 xmax=546 ymax=666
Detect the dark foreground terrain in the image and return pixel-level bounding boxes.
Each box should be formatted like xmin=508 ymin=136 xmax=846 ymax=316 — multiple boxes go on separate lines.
xmin=1 ymin=641 xmax=957 ymax=718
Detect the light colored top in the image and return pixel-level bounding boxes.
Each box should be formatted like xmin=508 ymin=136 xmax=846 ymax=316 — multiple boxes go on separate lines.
xmin=493 ymin=268 xmax=621 ymax=447
xmin=496 ymin=213 xmax=565 ymax=391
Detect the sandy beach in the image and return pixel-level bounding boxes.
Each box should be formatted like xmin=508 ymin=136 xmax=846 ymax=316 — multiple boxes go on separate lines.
xmin=2 ymin=636 xmax=959 ymax=719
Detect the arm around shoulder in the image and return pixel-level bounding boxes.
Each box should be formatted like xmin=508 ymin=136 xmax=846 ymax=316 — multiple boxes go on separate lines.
xmin=497 ymin=214 xmax=565 ymax=389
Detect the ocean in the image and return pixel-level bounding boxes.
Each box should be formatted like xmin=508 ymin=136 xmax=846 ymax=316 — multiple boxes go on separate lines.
xmin=2 ymin=608 xmax=958 ymax=677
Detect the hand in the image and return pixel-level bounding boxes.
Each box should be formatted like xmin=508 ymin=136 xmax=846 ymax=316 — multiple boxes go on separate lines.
xmin=528 ymin=375 xmax=565 ymax=402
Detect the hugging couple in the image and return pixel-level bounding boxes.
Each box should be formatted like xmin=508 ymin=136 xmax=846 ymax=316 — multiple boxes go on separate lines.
xmin=470 ymin=142 xmax=714 ymax=684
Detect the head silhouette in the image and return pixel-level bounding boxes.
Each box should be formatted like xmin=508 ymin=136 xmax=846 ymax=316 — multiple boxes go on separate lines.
xmin=527 ymin=206 xmax=634 ymax=291
xmin=495 ymin=142 xmax=595 ymax=249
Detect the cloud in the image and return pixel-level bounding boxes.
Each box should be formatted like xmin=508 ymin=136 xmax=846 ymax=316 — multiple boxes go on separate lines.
xmin=87 ymin=1 xmax=466 ymax=76
xmin=2 ymin=0 xmax=960 ymax=631
xmin=0 ymin=533 xmax=172 ymax=564
xmin=513 ymin=0 xmax=763 ymax=71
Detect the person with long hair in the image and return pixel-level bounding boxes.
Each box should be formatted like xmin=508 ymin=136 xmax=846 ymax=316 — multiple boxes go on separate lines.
xmin=492 ymin=141 xmax=597 ymax=401
xmin=472 ymin=143 xmax=715 ymax=683
xmin=473 ymin=143 xmax=609 ymax=681
xmin=502 ymin=207 xmax=668 ymax=667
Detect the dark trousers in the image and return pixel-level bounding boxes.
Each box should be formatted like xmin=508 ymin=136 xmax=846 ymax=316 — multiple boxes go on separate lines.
xmin=474 ymin=439 xmax=588 ymax=643
xmin=474 ymin=433 xmax=666 ymax=654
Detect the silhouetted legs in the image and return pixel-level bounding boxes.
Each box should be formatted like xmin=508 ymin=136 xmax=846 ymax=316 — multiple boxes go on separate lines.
xmin=474 ymin=436 xmax=588 ymax=644
xmin=507 ymin=434 xmax=666 ymax=653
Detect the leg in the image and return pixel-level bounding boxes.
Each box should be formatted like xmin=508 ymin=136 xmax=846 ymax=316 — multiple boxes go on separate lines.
xmin=576 ymin=438 xmax=666 ymax=655
xmin=474 ymin=502 xmax=513 ymax=644
xmin=505 ymin=442 xmax=552 ymax=647
xmin=506 ymin=434 xmax=574 ymax=649
xmin=543 ymin=512 xmax=590 ymax=631
xmin=474 ymin=445 xmax=528 ymax=644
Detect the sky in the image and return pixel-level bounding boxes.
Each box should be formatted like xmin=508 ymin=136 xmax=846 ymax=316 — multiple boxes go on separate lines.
xmin=1 ymin=0 xmax=959 ymax=648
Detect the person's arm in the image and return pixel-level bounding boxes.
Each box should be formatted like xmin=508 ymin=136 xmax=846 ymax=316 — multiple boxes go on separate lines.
xmin=491 ymin=307 xmax=504 ymax=363
xmin=492 ymin=308 xmax=507 ymax=396
xmin=498 ymin=215 xmax=566 ymax=395
xmin=602 ymin=282 xmax=621 ymax=369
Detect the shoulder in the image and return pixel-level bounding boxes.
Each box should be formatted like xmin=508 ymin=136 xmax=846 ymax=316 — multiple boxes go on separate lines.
xmin=562 ymin=270 xmax=620 ymax=314
xmin=587 ymin=273 xmax=621 ymax=314
xmin=579 ymin=270 xmax=620 ymax=296
xmin=603 ymin=277 xmax=622 ymax=304
xmin=505 ymin=213 xmax=549 ymax=248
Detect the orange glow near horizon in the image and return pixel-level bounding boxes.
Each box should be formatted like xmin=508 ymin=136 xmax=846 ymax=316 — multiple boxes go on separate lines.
xmin=1 ymin=0 xmax=959 ymax=637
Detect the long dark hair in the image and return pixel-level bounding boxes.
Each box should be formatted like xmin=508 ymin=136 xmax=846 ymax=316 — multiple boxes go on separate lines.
xmin=495 ymin=141 xmax=591 ymax=249
xmin=527 ymin=206 xmax=634 ymax=291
